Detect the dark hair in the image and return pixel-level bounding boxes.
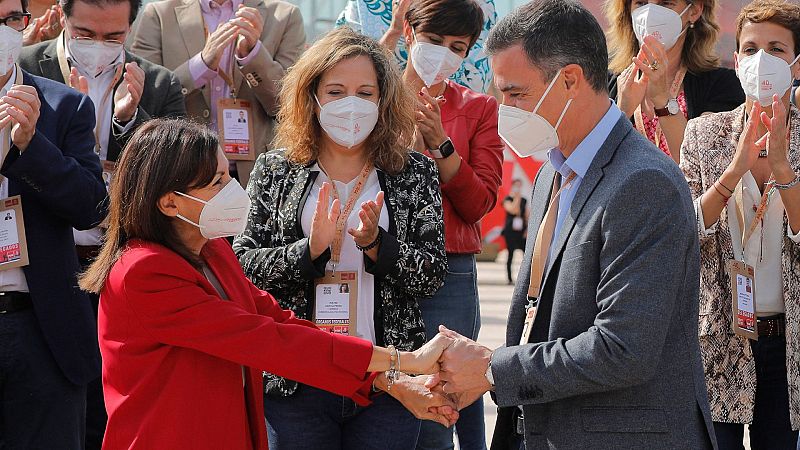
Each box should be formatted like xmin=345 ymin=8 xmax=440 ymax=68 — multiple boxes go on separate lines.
xmin=79 ymin=118 xmax=219 ymax=293
xmin=736 ymin=0 xmax=800 ymax=57
xmin=485 ymin=0 xmax=608 ymax=93
xmin=405 ymin=0 xmax=484 ymax=55
xmin=60 ymin=0 xmax=140 ymax=25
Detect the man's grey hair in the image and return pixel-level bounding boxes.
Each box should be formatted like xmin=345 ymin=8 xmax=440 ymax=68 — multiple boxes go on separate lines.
xmin=486 ymin=0 xmax=609 ymax=93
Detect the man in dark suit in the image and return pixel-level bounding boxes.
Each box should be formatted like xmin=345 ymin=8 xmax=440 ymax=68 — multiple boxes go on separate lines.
xmin=0 ymin=0 xmax=106 ymax=447
xmin=431 ymin=1 xmax=717 ymax=449
xmin=18 ymin=0 xmax=184 ymax=447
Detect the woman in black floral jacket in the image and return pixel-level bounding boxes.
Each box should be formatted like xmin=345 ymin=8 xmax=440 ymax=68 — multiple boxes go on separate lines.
xmin=233 ymin=28 xmax=449 ymax=450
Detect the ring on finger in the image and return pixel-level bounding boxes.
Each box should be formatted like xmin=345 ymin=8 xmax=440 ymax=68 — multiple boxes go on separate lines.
xmin=648 ymin=60 xmax=660 ymax=71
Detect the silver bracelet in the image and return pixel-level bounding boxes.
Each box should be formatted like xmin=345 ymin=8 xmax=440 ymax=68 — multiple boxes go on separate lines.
xmin=386 ymin=345 xmax=398 ymax=391
xmin=774 ymin=174 xmax=800 ymax=190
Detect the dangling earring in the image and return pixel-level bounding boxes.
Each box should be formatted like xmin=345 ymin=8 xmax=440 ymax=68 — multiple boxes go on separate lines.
xmin=689 ymin=21 xmax=695 ymax=29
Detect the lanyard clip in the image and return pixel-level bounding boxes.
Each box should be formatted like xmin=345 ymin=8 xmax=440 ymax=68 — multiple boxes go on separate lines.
xmin=525 ymin=297 xmax=538 ymax=312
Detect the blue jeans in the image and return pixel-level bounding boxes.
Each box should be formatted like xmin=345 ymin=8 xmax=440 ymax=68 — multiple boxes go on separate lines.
xmin=712 ymin=335 xmax=798 ymax=450
xmin=416 ymin=254 xmax=486 ymax=450
xmin=264 ymin=384 xmax=421 ymax=450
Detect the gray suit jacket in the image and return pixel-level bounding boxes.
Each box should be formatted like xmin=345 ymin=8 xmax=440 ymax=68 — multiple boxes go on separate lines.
xmin=19 ymin=39 xmax=186 ymax=162
xmin=490 ymin=110 xmax=716 ymax=449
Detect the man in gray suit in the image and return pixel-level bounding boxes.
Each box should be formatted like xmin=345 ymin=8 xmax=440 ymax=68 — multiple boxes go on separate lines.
xmin=432 ymin=1 xmax=716 ymax=449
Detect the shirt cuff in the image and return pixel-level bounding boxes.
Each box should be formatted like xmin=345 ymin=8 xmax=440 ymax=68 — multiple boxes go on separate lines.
xmin=188 ymin=52 xmax=217 ymax=89
xmin=695 ymin=197 xmax=718 ymax=237
xmin=236 ymin=41 xmax=262 ymax=67
xmin=113 ymin=109 xmax=138 ymax=134
xmin=787 ymin=223 xmax=800 ymax=243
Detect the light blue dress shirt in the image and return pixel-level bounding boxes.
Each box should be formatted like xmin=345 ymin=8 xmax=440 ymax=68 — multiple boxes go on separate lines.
xmin=546 ymin=101 xmax=622 ymax=266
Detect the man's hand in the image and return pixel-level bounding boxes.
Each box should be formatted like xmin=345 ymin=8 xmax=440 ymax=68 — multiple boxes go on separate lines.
xmin=0 ymin=85 xmax=41 ymax=152
xmin=68 ymin=67 xmax=89 ymax=95
xmin=425 ymin=373 xmax=485 ymax=410
xmin=113 ymin=62 xmax=145 ymax=123
xmin=22 ymin=5 xmax=63 ymax=46
xmin=232 ymin=5 xmax=263 ymax=59
xmin=201 ymin=22 xmax=239 ymax=71
xmin=437 ymin=325 xmax=493 ymax=395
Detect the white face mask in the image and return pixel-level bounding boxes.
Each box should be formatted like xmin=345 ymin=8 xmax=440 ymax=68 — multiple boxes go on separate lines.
xmin=497 ymin=70 xmax=572 ymax=159
xmin=174 ymin=180 xmax=252 ymax=240
xmin=66 ymin=31 xmax=124 ymax=77
xmin=316 ymin=95 xmax=379 ymax=148
xmin=631 ymin=3 xmax=691 ymax=49
xmin=0 ymin=25 xmax=23 ymax=76
xmin=737 ymin=50 xmax=800 ymax=105
xmin=410 ymin=29 xmax=464 ymax=87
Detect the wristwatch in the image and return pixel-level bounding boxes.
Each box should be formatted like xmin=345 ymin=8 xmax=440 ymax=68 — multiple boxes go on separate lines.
xmin=484 ymin=358 xmax=495 ymax=388
xmin=654 ymin=99 xmax=680 ymax=117
xmin=429 ymin=138 xmax=455 ymax=159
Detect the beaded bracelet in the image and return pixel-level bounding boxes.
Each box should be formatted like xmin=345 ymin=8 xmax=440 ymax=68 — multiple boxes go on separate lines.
xmin=356 ymin=231 xmax=382 ymax=252
xmin=775 ymin=174 xmax=800 ymax=191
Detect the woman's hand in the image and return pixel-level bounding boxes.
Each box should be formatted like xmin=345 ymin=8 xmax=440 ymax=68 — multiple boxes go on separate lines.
xmin=377 ymin=373 xmax=460 ymax=427
xmin=616 ymin=62 xmax=648 ymax=118
xmin=309 ymin=183 xmax=340 ymax=260
xmin=727 ymin=103 xmax=768 ymax=180
xmin=415 ymin=88 xmax=448 ymax=151
xmin=633 ymin=36 xmax=671 ymax=108
xmin=402 ymin=333 xmax=453 ymax=375
xmin=761 ymin=94 xmax=795 ymax=183
xmin=379 ymin=0 xmax=414 ymax=51
xmin=348 ymin=191 xmax=384 ymax=249
xmin=22 ymin=6 xmax=62 ymax=46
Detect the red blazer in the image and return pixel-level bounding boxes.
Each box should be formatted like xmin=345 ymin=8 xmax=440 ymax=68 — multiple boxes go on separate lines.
xmin=99 ymin=238 xmax=376 ymax=450
xmin=439 ymin=80 xmax=504 ymax=254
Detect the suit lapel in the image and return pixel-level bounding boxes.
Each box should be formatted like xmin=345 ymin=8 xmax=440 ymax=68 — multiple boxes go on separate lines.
xmin=175 ymin=0 xmax=210 ymax=107
xmin=201 ymin=241 xmax=256 ymax=312
xmin=37 ymin=40 xmax=65 ymax=84
xmin=541 ymin=115 xmax=630 ymax=286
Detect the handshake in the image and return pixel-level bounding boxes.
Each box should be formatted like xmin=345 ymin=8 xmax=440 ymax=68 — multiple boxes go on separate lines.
xmin=379 ymin=326 xmax=494 ymax=428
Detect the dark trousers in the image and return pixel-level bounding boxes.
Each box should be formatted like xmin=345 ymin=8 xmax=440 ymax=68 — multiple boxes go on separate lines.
xmin=0 ymin=310 xmax=87 ymax=449
xmin=503 ymin=234 xmax=525 ymax=283
xmin=713 ymin=335 xmax=798 ymax=450
xmin=264 ymin=384 xmax=421 ymax=450
xmin=79 ymin=254 xmax=106 ymax=450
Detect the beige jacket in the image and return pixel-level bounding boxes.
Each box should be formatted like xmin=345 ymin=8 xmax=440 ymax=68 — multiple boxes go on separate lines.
xmin=680 ymin=104 xmax=800 ymax=429
xmin=131 ymin=0 xmax=305 ymax=186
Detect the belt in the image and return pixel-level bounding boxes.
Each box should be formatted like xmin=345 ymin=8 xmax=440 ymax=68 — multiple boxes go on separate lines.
xmin=0 ymin=291 xmax=32 ymax=314
xmin=76 ymin=245 xmax=101 ymax=261
xmin=757 ymin=314 xmax=785 ymax=337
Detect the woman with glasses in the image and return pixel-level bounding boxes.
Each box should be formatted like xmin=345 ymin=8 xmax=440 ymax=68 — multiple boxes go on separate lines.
xmin=605 ymin=0 xmax=744 ymax=163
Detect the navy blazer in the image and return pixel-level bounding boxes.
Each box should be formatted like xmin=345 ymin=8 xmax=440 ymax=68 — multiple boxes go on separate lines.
xmin=1 ymin=70 xmax=107 ymax=385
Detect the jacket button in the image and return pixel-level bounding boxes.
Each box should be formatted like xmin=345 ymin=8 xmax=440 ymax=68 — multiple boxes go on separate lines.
xmin=181 ymin=88 xmax=188 ymax=95
xmin=202 ymin=109 xmax=210 ymax=118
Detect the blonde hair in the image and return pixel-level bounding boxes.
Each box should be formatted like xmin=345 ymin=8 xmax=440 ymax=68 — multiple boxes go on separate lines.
xmin=604 ymin=0 xmax=721 ymax=75
xmin=273 ymin=27 xmax=415 ymax=175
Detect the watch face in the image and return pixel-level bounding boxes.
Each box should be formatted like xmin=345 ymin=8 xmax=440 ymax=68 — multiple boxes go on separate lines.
xmin=667 ymin=99 xmax=680 ymax=115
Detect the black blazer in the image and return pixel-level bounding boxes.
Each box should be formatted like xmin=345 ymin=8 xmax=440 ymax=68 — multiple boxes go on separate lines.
xmin=19 ymin=38 xmax=186 ymax=162
xmin=2 ymin=71 xmax=108 ymax=385
xmin=609 ymin=67 xmax=745 ymax=119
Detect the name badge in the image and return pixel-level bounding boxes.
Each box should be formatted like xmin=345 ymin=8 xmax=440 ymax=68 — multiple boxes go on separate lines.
xmin=727 ymin=259 xmax=758 ymax=340
xmin=217 ymin=98 xmax=255 ymax=161
xmin=313 ymin=271 xmax=358 ymax=336
xmin=512 ymin=217 xmax=524 ymax=231
xmin=0 ymin=196 xmax=29 ymax=271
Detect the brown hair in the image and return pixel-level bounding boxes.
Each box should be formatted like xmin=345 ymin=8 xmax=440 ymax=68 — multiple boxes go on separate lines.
xmin=405 ymin=0 xmax=484 ymax=55
xmin=604 ymin=0 xmax=721 ymax=75
xmin=79 ymin=119 xmax=219 ymax=293
xmin=736 ymin=0 xmax=800 ymax=56
xmin=273 ymin=27 xmax=415 ymax=175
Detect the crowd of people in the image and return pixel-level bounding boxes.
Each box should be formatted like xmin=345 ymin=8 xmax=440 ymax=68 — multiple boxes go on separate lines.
xmin=0 ymin=0 xmax=798 ymax=449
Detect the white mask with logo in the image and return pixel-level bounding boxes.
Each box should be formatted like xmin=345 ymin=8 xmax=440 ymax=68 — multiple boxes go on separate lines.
xmin=497 ymin=69 xmax=572 ymax=160
xmin=410 ymin=28 xmax=464 ymax=87
xmin=736 ymin=49 xmax=800 ymax=105
xmin=0 ymin=25 xmax=23 ymax=76
xmin=631 ymin=3 xmax=691 ymax=49
xmin=67 ymin=32 xmax=123 ymax=77
xmin=316 ymin=95 xmax=379 ymax=148
xmin=174 ymin=180 xmax=252 ymax=239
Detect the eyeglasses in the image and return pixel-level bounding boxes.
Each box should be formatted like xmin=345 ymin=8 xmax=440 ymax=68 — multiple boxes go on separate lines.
xmin=70 ymin=36 xmax=125 ymax=48
xmin=0 ymin=13 xmax=32 ymax=31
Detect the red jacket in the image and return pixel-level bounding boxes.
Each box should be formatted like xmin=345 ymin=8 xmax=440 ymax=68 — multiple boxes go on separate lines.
xmin=99 ymin=239 xmax=375 ymax=450
xmin=439 ymin=80 xmax=504 ymax=254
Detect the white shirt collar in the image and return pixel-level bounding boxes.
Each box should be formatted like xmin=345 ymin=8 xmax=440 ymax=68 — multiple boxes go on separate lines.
xmin=1 ymin=64 xmax=17 ymax=95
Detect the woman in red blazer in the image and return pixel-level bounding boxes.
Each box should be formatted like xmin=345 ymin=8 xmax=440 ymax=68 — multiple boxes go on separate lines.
xmin=79 ymin=119 xmax=456 ymax=450
xmin=381 ymin=1 xmax=504 ymax=448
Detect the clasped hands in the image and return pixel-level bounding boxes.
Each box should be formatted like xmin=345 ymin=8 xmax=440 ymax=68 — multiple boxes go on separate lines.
xmin=385 ymin=326 xmax=493 ymax=427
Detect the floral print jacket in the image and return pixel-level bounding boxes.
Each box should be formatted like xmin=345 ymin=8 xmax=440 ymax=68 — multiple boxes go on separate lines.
xmin=233 ymin=150 xmax=447 ymax=396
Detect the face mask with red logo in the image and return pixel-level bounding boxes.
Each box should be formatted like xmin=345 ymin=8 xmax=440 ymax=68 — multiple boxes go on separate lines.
xmin=736 ymin=49 xmax=800 ymax=105
xmin=631 ymin=3 xmax=691 ymax=50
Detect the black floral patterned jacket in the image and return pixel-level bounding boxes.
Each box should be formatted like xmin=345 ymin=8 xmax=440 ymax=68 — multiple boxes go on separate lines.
xmin=233 ymin=150 xmax=447 ymax=396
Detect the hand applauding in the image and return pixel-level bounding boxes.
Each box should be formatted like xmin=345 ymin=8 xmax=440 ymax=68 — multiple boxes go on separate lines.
xmin=309 ymin=182 xmax=341 ymax=260
xmin=0 ymin=84 xmax=41 ymax=152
